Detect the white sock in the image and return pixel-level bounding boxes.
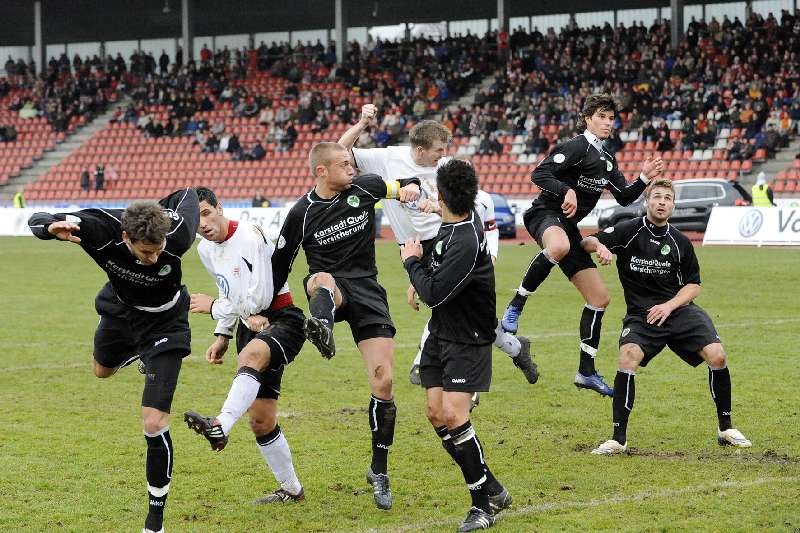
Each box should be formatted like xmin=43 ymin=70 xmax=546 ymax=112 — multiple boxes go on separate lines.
xmin=412 ymin=321 xmax=431 ymax=366
xmin=217 ymin=368 xmax=261 ymax=435
xmin=257 ymin=428 xmax=302 ymax=495
xmin=494 ymin=324 xmax=521 ymax=357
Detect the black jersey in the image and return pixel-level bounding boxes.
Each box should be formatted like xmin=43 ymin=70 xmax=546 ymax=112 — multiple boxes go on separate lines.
xmin=530 ymin=132 xmax=648 ymax=223
xmin=404 ymin=210 xmax=497 ymax=345
xmin=595 ymin=217 xmax=701 ymax=316
xmin=272 ymin=174 xmax=420 ymax=290
xmin=28 ymin=188 xmax=200 ymax=309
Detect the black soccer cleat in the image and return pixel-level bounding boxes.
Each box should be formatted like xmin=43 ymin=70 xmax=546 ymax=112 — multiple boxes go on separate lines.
xmin=488 ymin=486 xmax=512 ymax=513
xmin=303 ymin=317 xmax=336 ymax=359
xmin=184 ymin=410 xmax=228 ymax=451
xmin=457 ymin=506 xmax=495 ymax=531
xmin=366 ymin=467 xmax=392 ymax=510
xmin=512 ymin=336 xmax=538 ymax=384
xmin=254 ymin=487 xmax=305 ymax=504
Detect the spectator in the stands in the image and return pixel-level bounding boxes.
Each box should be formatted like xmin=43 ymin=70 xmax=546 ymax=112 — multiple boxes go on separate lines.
xmin=80 ymin=167 xmax=91 ymax=191
xmin=94 ymin=165 xmax=105 ymax=191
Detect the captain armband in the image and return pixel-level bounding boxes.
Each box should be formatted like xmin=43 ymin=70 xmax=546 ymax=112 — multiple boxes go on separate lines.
xmin=384 ymin=180 xmax=401 ymax=199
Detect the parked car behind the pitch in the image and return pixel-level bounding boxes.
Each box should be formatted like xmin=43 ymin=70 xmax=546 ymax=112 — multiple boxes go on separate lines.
xmin=597 ymin=178 xmax=752 ymax=232
xmin=490 ymin=192 xmax=517 ymax=238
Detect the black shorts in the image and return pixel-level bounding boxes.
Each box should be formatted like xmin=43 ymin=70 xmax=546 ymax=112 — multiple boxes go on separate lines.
xmin=92 ymin=283 xmax=191 ymax=411
xmin=419 ymin=334 xmax=492 ymax=392
xmin=235 ymin=304 xmax=306 ymax=400
xmin=304 ymin=274 xmax=395 ymax=344
xmin=524 ymin=207 xmax=595 ymax=279
xmin=618 ymin=304 xmax=721 ymax=367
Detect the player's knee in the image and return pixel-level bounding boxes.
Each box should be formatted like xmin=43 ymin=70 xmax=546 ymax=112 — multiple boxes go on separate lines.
xmin=238 ymin=345 xmax=269 ymax=372
xmin=308 ymin=272 xmax=335 ymax=292
xmin=370 ymin=364 xmax=393 ymax=397
xmin=142 ymin=410 xmax=169 ymax=435
xmin=705 ymin=345 xmax=727 ymax=369
xmin=619 ymin=344 xmax=643 ymax=371
xmin=591 ymin=292 xmax=611 ymax=309
xmin=547 ymin=241 xmax=570 ymax=261
xmin=249 ymin=413 xmax=277 ymax=435
xmin=92 ymin=360 xmax=115 ymax=378
xmin=426 ymin=404 xmax=446 ymax=427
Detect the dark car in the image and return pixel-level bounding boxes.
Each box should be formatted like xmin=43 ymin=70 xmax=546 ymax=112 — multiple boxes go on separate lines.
xmin=597 ymin=179 xmax=752 ymax=232
xmin=489 ymin=192 xmax=517 ymax=238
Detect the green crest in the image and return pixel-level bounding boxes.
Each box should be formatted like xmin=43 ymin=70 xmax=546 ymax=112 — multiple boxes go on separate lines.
xmin=660 ymin=244 xmax=671 ymax=255
xmin=158 ymin=265 xmax=172 ymax=276
xmin=347 ymin=195 xmax=360 ymax=207
xmin=435 ymin=241 xmax=443 ymax=255
xmin=606 ymin=160 xmax=613 ymax=172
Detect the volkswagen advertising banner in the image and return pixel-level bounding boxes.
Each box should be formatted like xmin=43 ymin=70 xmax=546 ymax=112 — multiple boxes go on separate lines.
xmin=703 ymin=206 xmax=800 ymax=246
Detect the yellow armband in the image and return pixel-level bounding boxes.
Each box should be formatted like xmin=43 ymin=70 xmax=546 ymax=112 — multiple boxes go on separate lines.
xmin=385 ymin=180 xmax=401 ymax=199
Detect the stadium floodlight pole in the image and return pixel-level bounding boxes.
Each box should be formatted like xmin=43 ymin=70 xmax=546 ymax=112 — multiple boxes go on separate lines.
xmin=334 ymin=0 xmax=347 ymax=64
xmin=670 ymin=0 xmax=684 ymax=50
xmin=182 ymin=0 xmax=194 ymax=64
xmin=33 ymin=1 xmax=44 ymax=76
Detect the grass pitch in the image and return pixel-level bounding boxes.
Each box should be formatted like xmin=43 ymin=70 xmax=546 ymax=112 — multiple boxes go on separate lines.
xmin=1 ymin=236 xmax=798 ymax=532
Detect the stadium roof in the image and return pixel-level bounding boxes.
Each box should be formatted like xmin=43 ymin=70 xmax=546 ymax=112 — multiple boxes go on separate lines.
xmin=1 ymin=0 xmax=755 ymax=47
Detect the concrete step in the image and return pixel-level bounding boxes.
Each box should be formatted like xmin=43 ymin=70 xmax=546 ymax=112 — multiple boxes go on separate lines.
xmin=0 ymin=96 xmax=129 ymax=204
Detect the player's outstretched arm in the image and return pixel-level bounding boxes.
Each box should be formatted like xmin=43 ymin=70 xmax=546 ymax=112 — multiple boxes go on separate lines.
xmin=580 ymin=236 xmax=612 ymax=265
xmin=338 ymin=104 xmax=377 ymax=149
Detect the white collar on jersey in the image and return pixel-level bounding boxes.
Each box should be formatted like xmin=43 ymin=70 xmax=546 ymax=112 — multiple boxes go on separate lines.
xmin=582 ymin=130 xmax=604 ymax=154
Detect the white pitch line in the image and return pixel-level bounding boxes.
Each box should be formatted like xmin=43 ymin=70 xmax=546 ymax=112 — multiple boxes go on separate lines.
xmin=2 ymin=317 xmax=798 ymax=373
xmin=363 ymin=475 xmax=800 ymax=533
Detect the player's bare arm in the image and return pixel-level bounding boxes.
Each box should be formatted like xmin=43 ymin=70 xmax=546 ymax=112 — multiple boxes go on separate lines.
xmin=190 ymin=293 xmax=214 ymax=313
xmin=647 ymin=283 xmax=701 ymax=326
xmin=338 ymin=104 xmax=377 ymax=149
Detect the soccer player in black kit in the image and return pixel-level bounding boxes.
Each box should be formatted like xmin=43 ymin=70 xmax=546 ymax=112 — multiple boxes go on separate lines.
xmin=271 ymin=142 xmax=421 ymax=510
xmin=27 ymin=189 xmax=200 ymax=533
xmin=501 ymin=94 xmax=664 ymax=397
xmin=402 ymin=159 xmax=510 ymax=532
xmin=580 ymin=179 xmax=751 ymax=454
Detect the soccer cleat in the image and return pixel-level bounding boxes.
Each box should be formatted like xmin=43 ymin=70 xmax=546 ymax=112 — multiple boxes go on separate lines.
xmin=457 ymin=506 xmax=495 ymax=532
xmin=469 ymin=392 xmax=480 ymax=412
xmin=500 ymin=303 xmax=522 ymax=334
xmin=488 ymin=487 xmax=512 ymax=513
xmin=574 ymin=372 xmax=614 ymax=397
xmin=409 ymin=362 xmax=422 ymax=386
xmin=254 ymin=487 xmax=305 ymax=504
xmin=184 ymin=410 xmax=228 ymax=451
xmin=591 ymin=439 xmax=628 ymax=455
xmin=512 ymin=336 xmax=538 ymax=384
xmin=717 ymin=428 xmax=752 ymax=448
xmin=303 ymin=317 xmax=336 ymax=359
xmin=366 ymin=468 xmax=392 ymax=510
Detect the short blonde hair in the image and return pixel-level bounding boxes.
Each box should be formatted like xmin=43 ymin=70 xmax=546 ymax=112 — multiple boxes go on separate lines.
xmin=409 ymin=120 xmax=452 ymax=149
xmin=308 ymin=142 xmax=346 ymax=176
xmin=645 ymin=178 xmax=675 ymax=198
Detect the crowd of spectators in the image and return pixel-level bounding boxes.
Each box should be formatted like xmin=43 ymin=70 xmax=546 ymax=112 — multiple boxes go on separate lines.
xmin=440 ymin=9 xmax=799 ymax=161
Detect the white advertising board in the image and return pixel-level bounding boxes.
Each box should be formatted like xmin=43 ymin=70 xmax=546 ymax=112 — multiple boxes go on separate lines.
xmin=703 ymin=206 xmax=800 ymax=246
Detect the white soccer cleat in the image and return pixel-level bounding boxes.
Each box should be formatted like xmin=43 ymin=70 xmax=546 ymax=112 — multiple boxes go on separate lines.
xmin=591 ymin=439 xmax=628 ymax=455
xmin=717 ymin=428 xmax=752 ymax=448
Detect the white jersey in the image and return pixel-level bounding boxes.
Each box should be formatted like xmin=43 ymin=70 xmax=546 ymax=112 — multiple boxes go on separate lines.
xmin=353 ymin=145 xmax=451 ymax=243
xmin=475 ymin=189 xmax=499 ymax=260
xmin=197 ymin=221 xmax=286 ymax=337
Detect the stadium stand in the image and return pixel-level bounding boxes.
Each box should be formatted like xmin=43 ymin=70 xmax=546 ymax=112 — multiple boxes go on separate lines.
xmin=8 ymin=9 xmax=800 ymax=204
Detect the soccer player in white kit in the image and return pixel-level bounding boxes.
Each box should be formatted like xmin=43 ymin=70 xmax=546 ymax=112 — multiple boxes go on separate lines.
xmin=338 ymin=106 xmax=538 ymax=388
xmin=184 ymin=187 xmax=307 ymax=504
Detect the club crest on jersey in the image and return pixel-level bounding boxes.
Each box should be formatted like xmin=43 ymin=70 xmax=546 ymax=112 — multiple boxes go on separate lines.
xmin=158 ymin=265 xmax=171 ymax=276
xmin=553 ymin=153 xmax=566 ymax=164
xmin=660 ymin=244 xmax=671 ymax=255
xmin=606 ymin=160 xmax=613 ymax=172
xmin=347 ymin=195 xmax=360 ymax=207
xmin=277 ymin=235 xmax=286 ymax=249
xmin=435 ymin=240 xmax=443 ymax=255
